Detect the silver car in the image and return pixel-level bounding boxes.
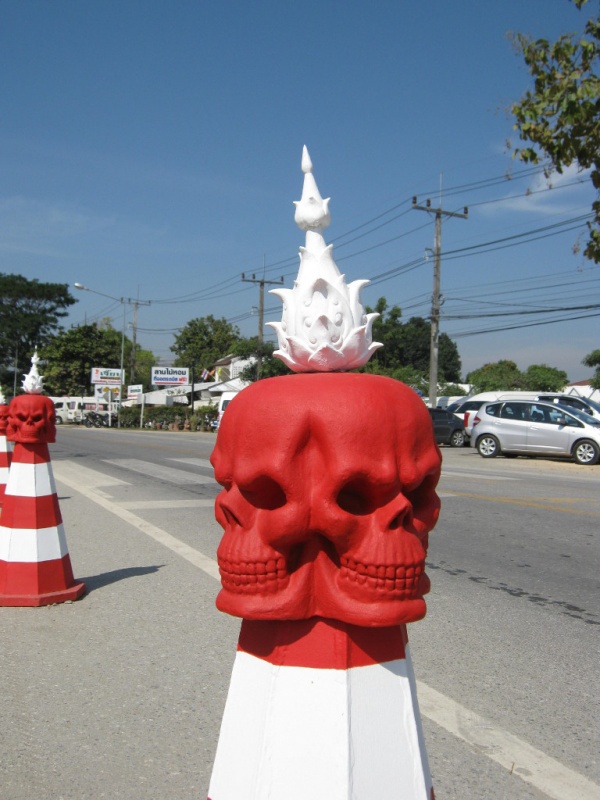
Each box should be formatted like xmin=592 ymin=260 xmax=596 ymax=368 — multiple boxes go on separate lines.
xmin=471 ymin=400 xmax=600 ymax=465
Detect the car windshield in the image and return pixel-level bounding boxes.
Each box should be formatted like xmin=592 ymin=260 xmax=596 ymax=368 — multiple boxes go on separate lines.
xmin=580 ymin=396 xmax=600 ymax=414
xmin=446 ymin=402 xmax=461 ymax=413
xmin=556 ymin=405 xmax=600 ymax=426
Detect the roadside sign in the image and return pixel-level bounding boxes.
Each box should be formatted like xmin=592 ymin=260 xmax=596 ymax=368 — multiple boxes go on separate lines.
xmin=91 ymin=367 xmax=124 ymax=385
xmin=151 ymin=367 xmax=189 ymax=386
xmin=95 ymin=385 xmax=120 ymax=403
xmin=127 ymin=384 xmax=143 ymax=400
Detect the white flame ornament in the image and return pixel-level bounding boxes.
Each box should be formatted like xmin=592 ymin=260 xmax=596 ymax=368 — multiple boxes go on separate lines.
xmin=268 ymin=147 xmax=381 ymax=372
xmin=22 ymin=351 xmax=45 ymax=394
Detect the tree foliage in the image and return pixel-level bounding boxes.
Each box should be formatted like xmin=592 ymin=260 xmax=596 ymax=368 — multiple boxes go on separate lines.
xmin=40 ymin=323 xmax=156 ymax=396
xmin=171 ymin=315 xmax=240 ymax=370
xmin=0 ymin=273 xmax=76 ymax=391
xmin=583 ymin=347 xmax=600 ymax=387
xmin=466 ymin=360 xmax=569 ymax=393
xmin=466 ymin=360 xmax=525 ymax=393
xmin=523 ymin=363 xmax=569 ymax=391
xmin=510 ymin=0 xmax=600 ymax=261
xmin=365 ymin=298 xmax=462 ymax=382
xmin=233 ymin=337 xmax=291 ymax=382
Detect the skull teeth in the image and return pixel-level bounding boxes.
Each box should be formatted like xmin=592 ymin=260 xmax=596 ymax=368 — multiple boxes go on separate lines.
xmin=340 ymin=557 xmax=423 ymax=595
xmin=219 ymin=557 xmax=288 ymax=593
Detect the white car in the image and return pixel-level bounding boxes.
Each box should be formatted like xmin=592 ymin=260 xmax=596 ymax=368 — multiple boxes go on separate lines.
xmin=471 ymin=400 xmax=600 ymax=465
xmin=446 ymin=398 xmax=487 ymax=439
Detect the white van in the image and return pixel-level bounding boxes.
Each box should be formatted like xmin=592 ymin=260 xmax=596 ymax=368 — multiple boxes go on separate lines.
xmin=51 ymin=396 xmax=108 ymax=424
xmin=50 ymin=397 xmax=71 ymax=425
xmin=215 ymin=391 xmax=239 ymax=430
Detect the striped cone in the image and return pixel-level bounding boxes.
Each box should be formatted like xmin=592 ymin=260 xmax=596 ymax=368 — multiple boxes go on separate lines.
xmin=208 ymin=617 xmax=434 ymax=800
xmin=0 ymin=441 xmax=85 ymax=606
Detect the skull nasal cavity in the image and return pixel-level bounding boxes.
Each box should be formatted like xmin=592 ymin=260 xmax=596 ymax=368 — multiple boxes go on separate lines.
xmin=240 ymin=476 xmax=286 ymax=510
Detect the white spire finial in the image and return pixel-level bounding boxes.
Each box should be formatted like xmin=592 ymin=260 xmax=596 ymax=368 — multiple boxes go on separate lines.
xmin=22 ymin=350 xmax=45 ymax=394
xmin=267 ymin=147 xmax=381 ymax=373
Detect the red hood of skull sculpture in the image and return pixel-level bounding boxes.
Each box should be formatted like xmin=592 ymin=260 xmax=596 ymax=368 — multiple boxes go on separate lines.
xmin=211 ymin=373 xmax=441 ymax=627
xmin=8 ymin=394 xmax=57 ymax=444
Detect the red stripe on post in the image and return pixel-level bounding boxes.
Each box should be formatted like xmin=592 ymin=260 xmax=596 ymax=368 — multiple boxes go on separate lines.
xmin=0 ymin=554 xmax=85 ymax=606
xmin=0 ymin=493 xmax=62 ymax=528
xmin=9 ymin=443 xmax=51 ymax=465
xmin=238 ymin=617 xmax=407 ymax=669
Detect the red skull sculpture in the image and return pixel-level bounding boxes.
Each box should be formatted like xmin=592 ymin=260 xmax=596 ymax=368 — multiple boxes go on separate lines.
xmin=211 ymin=373 xmax=441 ymax=627
xmin=0 ymin=405 xmax=9 ymax=436
xmin=8 ymin=394 xmax=57 ymax=444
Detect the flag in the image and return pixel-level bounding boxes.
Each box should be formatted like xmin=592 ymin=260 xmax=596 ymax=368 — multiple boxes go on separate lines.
xmin=201 ymin=368 xmax=214 ymax=380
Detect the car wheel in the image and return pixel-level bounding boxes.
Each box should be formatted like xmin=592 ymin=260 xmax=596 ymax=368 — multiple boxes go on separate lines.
xmin=450 ymin=430 xmax=465 ymax=447
xmin=477 ymin=435 xmax=500 ymax=458
xmin=55 ymin=416 xmax=63 ymax=425
xmin=572 ymin=439 xmax=600 ymax=465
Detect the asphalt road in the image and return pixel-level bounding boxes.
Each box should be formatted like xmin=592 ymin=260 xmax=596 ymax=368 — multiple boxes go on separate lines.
xmin=0 ymin=427 xmax=598 ymax=800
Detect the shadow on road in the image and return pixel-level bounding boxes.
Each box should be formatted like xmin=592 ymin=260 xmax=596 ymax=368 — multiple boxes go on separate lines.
xmin=78 ymin=564 xmax=165 ymax=593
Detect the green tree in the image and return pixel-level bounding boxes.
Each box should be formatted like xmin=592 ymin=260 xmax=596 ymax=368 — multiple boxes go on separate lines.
xmin=0 ymin=273 xmax=76 ymax=391
xmin=40 ymin=323 xmax=156 ymax=396
xmin=523 ymin=363 xmax=569 ymax=391
xmin=466 ymin=360 xmax=525 ymax=393
xmin=510 ymin=0 xmax=600 ymax=261
xmin=583 ymin=348 xmax=600 ymax=388
xmin=366 ymin=299 xmax=462 ymax=382
xmin=233 ymin=337 xmax=291 ymax=381
xmin=171 ymin=315 xmax=240 ymax=372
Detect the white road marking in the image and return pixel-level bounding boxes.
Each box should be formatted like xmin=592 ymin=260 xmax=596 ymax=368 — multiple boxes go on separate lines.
xmin=54 ymin=462 xmax=221 ymax=581
xmin=120 ymin=499 xmax=215 ymax=510
xmin=441 ymin=469 xmax=516 ymax=481
xmin=169 ymin=457 xmax=214 ymax=470
xmin=54 ymin=460 xmax=130 ymax=497
xmin=103 ymin=458 xmax=215 ymax=484
xmin=53 ymin=458 xmax=598 ymax=800
xmin=418 ymin=683 xmax=599 ymax=800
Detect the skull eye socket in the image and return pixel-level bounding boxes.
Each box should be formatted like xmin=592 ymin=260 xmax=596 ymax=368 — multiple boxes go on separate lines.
xmin=240 ymin=476 xmax=286 ymax=510
xmin=336 ymin=478 xmax=394 ymax=516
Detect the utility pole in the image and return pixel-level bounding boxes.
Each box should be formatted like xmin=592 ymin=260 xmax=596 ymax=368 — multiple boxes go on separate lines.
xmin=129 ymin=298 xmax=151 ymax=383
xmin=241 ymin=272 xmax=284 ymax=343
xmin=412 ymin=197 xmax=467 ymax=408
xmin=242 ymin=272 xmax=284 ymax=380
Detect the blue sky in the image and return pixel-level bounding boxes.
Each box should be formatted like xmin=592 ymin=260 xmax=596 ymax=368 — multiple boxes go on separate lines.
xmin=1 ymin=0 xmax=597 ymax=381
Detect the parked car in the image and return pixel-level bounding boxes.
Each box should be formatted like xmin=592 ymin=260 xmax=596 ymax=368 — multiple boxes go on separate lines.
xmin=537 ymin=393 xmax=600 ymax=421
xmin=446 ymin=397 xmax=488 ymax=439
xmin=428 ymin=408 xmax=466 ymax=447
xmin=470 ymin=400 xmax=600 ymax=465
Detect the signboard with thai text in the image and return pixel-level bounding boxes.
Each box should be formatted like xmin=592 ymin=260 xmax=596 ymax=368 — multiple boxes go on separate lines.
xmin=91 ymin=367 xmax=124 ymax=385
xmin=151 ymin=367 xmax=189 ymax=386
xmin=127 ymin=384 xmax=143 ymax=399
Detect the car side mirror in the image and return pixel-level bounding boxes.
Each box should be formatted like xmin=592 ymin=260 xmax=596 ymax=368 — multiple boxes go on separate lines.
xmin=556 ymin=415 xmax=567 ymax=426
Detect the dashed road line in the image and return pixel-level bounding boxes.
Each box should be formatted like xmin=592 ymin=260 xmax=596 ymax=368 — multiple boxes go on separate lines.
xmin=103 ymin=458 xmax=215 ymax=485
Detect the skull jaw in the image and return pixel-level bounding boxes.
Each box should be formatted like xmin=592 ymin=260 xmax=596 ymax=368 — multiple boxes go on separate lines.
xmin=216 ymin=547 xmax=430 ymax=627
xmin=10 ymin=430 xmax=51 ymax=444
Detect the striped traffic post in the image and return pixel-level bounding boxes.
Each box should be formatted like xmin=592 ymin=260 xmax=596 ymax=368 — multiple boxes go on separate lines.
xmin=0 ymin=357 xmax=85 ymax=606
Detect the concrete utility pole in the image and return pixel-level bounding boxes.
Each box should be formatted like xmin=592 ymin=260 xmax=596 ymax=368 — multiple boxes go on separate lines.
xmin=129 ymin=299 xmax=151 ymax=383
xmin=241 ymin=272 xmax=284 ymax=343
xmin=412 ymin=197 xmax=468 ymax=408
